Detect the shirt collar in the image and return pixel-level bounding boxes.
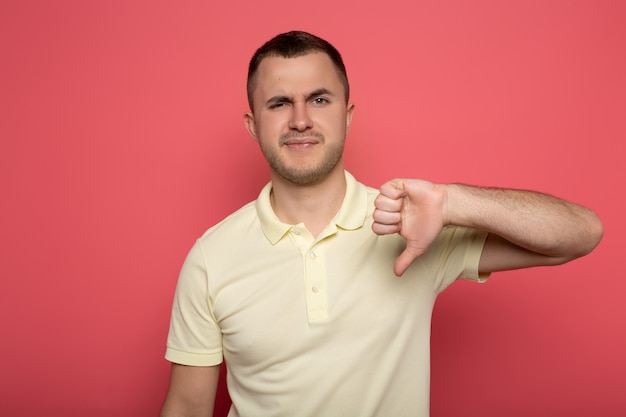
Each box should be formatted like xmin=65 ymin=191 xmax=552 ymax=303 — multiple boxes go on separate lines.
xmin=256 ymin=171 xmax=368 ymax=245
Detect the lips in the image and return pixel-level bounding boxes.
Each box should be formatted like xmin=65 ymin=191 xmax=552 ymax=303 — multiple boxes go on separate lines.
xmin=280 ymin=132 xmax=324 ymax=147
xmin=284 ymin=138 xmax=319 ymax=146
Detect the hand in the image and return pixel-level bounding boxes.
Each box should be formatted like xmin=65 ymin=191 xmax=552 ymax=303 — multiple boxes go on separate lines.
xmin=372 ymin=179 xmax=447 ymax=276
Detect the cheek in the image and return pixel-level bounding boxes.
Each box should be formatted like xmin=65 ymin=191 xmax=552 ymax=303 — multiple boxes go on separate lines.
xmin=256 ymin=115 xmax=286 ymax=137
xmin=316 ymin=114 xmax=348 ymax=134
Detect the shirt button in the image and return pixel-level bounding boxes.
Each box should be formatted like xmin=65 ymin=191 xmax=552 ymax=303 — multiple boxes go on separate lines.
xmin=309 ymin=252 xmax=317 ymax=259
xmin=292 ymin=229 xmax=301 ymax=235
xmin=312 ymin=286 xmax=320 ymax=293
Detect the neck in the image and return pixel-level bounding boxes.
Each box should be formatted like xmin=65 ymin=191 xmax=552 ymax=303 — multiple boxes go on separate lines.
xmin=269 ymin=165 xmax=347 ymax=237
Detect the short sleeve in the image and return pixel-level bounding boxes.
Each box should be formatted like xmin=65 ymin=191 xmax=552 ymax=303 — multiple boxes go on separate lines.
xmin=459 ymin=230 xmax=490 ymax=283
xmin=165 ymin=240 xmax=223 ymax=366
xmin=420 ymin=227 xmax=490 ymax=293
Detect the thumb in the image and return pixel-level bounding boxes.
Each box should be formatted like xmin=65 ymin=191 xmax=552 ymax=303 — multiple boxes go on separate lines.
xmin=394 ymin=245 xmax=426 ymax=277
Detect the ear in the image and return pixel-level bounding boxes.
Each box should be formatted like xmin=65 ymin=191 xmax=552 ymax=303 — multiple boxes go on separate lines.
xmin=243 ymin=111 xmax=258 ymax=142
xmin=345 ymin=103 xmax=355 ymax=133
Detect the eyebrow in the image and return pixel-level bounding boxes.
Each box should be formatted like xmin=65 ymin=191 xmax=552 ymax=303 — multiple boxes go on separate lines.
xmin=265 ymin=88 xmax=335 ymax=107
xmin=307 ymin=88 xmax=334 ymax=100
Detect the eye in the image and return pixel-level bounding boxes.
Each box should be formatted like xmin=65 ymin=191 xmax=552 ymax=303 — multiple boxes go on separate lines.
xmin=311 ymin=97 xmax=329 ymax=105
xmin=268 ymin=102 xmax=288 ymax=110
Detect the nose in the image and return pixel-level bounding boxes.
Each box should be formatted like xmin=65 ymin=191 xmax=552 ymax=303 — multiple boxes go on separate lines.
xmin=289 ymin=102 xmax=313 ymax=131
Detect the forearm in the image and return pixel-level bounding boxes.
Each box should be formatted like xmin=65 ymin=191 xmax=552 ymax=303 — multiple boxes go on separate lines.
xmin=160 ymin=364 xmax=220 ymax=417
xmin=444 ymin=184 xmax=604 ymax=260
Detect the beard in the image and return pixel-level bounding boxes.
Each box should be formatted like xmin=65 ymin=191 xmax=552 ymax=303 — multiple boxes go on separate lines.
xmin=259 ymin=134 xmax=345 ymax=185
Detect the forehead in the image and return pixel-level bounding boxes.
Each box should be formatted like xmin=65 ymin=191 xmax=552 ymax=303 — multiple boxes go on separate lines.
xmin=253 ymin=53 xmax=343 ymax=96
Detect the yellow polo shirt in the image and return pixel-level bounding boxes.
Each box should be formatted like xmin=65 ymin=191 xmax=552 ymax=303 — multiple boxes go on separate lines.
xmin=166 ymin=171 xmax=488 ymax=417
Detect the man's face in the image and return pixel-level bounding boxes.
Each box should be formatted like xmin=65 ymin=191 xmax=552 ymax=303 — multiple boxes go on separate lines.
xmin=244 ymin=52 xmax=354 ymax=185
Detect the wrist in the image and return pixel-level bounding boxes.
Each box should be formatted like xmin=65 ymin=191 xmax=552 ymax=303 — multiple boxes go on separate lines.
xmin=441 ymin=183 xmax=465 ymax=228
xmin=432 ymin=182 xmax=451 ymax=227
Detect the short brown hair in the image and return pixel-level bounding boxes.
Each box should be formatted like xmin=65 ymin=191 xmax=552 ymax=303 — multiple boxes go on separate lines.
xmin=246 ymin=31 xmax=350 ymax=109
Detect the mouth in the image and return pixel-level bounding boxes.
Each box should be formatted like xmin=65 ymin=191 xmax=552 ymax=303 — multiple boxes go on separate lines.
xmin=280 ymin=133 xmax=323 ymax=149
xmin=284 ymin=138 xmax=319 ymax=148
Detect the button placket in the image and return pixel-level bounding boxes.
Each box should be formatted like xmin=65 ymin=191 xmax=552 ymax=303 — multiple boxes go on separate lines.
xmin=304 ymin=243 xmax=327 ymax=323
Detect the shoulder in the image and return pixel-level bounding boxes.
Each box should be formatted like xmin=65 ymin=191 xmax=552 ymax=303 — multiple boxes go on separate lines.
xmin=197 ymin=200 xmax=259 ymax=244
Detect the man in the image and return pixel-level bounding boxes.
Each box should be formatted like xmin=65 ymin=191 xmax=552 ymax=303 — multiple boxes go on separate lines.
xmin=160 ymin=31 xmax=603 ymax=417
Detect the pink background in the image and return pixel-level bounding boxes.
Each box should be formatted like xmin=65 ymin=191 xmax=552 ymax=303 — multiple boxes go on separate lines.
xmin=1 ymin=0 xmax=625 ymax=416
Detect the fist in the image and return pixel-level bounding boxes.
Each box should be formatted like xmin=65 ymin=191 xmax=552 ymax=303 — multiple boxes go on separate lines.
xmin=373 ymin=179 xmax=447 ymax=276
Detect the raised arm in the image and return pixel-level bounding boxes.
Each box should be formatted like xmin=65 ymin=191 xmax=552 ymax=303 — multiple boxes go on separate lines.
xmin=160 ymin=363 xmax=220 ymax=417
xmin=372 ymin=179 xmax=603 ymax=276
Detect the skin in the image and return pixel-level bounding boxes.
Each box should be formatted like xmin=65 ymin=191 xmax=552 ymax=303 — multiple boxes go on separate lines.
xmin=160 ymin=363 xmax=219 ymax=417
xmin=160 ymin=51 xmax=604 ymax=416
xmin=243 ymin=53 xmax=355 ymax=236
xmin=244 ymin=53 xmax=353 ymax=186
xmin=372 ymin=179 xmax=604 ymax=276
